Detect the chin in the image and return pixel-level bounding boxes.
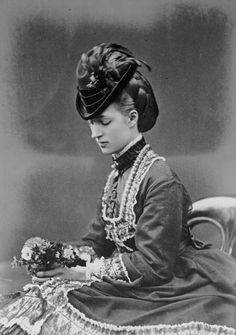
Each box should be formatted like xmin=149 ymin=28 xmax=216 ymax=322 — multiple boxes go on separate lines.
xmin=99 ymin=147 xmax=114 ymax=155
xmin=100 ymin=146 xmax=122 ymax=155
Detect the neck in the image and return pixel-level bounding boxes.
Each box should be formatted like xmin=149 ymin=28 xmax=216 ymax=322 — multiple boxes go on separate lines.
xmin=113 ymin=134 xmax=143 ymax=159
xmin=112 ymin=135 xmax=146 ymax=175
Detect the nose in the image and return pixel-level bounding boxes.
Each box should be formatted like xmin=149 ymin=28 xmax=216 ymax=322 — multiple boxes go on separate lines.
xmin=90 ymin=123 xmax=103 ymax=139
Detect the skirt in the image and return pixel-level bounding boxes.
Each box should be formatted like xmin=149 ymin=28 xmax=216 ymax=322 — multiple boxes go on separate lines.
xmin=0 ymin=246 xmax=236 ymax=335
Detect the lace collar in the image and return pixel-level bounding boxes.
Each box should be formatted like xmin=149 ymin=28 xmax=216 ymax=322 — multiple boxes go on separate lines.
xmin=112 ymin=135 xmax=146 ymax=175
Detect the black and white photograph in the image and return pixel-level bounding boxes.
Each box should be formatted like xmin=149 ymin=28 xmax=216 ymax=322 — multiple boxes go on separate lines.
xmin=0 ymin=0 xmax=236 ymax=334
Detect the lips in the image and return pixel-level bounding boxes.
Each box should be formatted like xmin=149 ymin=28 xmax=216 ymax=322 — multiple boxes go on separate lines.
xmin=97 ymin=141 xmax=108 ymax=145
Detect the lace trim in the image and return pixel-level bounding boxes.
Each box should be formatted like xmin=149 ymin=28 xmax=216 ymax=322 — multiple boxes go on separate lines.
xmin=102 ymin=145 xmax=165 ymax=250
xmin=102 ymin=254 xmax=131 ymax=282
xmin=0 ymin=278 xmax=100 ymax=335
xmin=0 ymin=280 xmax=235 ymax=335
xmin=77 ymin=245 xmax=97 ymax=262
xmin=59 ymin=309 xmax=236 ymax=335
xmin=86 ymin=254 xmax=131 ymax=283
xmin=111 ymin=136 xmax=146 ymax=175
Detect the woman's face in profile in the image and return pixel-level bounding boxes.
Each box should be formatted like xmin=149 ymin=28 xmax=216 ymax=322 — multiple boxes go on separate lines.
xmin=88 ymin=103 xmax=134 ymax=155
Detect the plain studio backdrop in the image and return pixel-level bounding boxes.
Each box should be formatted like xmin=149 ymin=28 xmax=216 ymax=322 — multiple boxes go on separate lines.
xmin=0 ymin=0 xmax=236 ymax=265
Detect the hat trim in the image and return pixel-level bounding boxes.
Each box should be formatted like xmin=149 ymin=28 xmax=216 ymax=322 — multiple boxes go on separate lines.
xmin=81 ymin=93 xmax=110 ymax=109
xmin=80 ymin=90 xmax=106 ymax=99
xmin=77 ymin=63 xmax=138 ymax=120
xmin=81 ymin=92 xmax=105 ymax=105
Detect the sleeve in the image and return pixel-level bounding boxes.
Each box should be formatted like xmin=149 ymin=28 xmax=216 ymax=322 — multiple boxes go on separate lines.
xmin=80 ymin=198 xmax=116 ymax=258
xmin=121 ymin=178 xmax=184 ymax=286
xmin=86 ymin=177 xmax=185 ymax=286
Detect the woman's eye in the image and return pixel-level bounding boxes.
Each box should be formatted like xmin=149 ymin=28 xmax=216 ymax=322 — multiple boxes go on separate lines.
xmin=101 ymin=120 xmax=111 ymax=126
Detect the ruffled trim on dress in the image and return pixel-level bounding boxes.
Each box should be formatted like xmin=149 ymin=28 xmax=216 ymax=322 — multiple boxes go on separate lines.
xmin=0 ymin=278 xmax=100 ymax=335
xmin=0 ymin=279 xmax=235 ymax=335
xmin=87 ymin=253 xmax=131 ymax=283
xmin=103 ymin=144 xmax=165 ymax=251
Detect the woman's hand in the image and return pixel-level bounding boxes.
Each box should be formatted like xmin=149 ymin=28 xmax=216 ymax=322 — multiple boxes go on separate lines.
xmin=32 ymin=265 xmax=87 ymax=283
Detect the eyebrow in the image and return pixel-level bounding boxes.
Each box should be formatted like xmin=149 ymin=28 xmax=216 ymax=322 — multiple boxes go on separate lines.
xmin=90 ymin=115 xmax=111 ymax=121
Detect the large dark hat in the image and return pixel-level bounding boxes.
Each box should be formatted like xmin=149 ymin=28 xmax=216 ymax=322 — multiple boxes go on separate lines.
xmin=76 ymin=42 xmax=159 ymax=132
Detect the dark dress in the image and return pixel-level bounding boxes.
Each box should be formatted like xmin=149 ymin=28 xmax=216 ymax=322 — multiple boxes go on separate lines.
xmin=0 ymin=141 xmax=236 ymax=335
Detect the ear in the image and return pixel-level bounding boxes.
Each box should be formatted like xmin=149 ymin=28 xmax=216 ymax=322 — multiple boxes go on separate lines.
xmin=128 ymin=110 xmax=138 ymax=127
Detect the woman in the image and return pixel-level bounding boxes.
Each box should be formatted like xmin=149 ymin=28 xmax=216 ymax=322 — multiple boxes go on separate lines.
xmin=0 ymin=43 xmax=236 ymax=335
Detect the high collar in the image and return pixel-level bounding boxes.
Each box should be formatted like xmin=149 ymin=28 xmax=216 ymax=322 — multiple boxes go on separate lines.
xmin=112 ymin=135 xmax=146 ymax=175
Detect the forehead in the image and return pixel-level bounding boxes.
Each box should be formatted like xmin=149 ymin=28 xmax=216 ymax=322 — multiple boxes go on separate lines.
xmin=90 ymin=103 xmax=123 ymax=120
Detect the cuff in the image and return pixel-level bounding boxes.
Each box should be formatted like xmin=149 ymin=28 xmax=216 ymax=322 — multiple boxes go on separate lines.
xmin=86 ymin=254 xmax=131 ymax=283
xmin=76 ymin=245 xmax=97 ymax=262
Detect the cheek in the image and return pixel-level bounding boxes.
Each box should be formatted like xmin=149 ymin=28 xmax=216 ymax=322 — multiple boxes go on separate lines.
xmin=111 ymin=125 xmax=127 ymax=138
xmin=113 ymin=128 xmax=130 ymax=146
xmin=112 ymin=119 xmax=129 ymax=133
xmin=105 ymin=118 xmax=130 ymax=140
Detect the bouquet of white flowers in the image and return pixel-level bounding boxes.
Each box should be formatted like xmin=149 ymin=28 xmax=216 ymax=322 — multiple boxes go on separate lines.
xmin=11 ymin=237 xmax=87 ymax=275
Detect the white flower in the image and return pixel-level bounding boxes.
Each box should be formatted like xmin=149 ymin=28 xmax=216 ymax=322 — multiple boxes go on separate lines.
xmin=63 ymin=246 xmax=74 ymax=259
xmin=79 ymin=252 xmax=91 ymax=262
xmin=24 ymin=237 xmax=45 ymax=249
xmin=21 ymin=246 xmax=33 ymax=261
xmin=44 ymin=241 xmax=51 ymax=248
xmin=55 ymin=251 xmax=60 ymax=259
xmin=74 ymin=248 xmax=80 ymax=257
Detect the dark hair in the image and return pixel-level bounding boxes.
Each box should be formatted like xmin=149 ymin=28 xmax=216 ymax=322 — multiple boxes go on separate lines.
xmin=114 ymin=90 xmax=135 ymax=114
xmin=113 ymin=71 xmax=158 ymax=132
